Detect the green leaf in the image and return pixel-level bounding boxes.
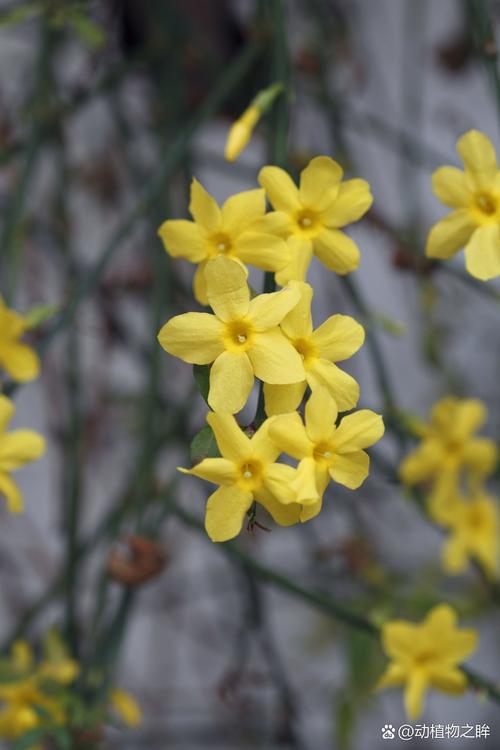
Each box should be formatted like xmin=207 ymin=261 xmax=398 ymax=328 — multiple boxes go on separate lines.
xmin=69 ymin=10 xmax=106 ymax=49
xmin=24 ymin=303 xmax=59 ymax=330
xmin=12 ymin=728 xmax=47 ymax=750
xmin=193 ymin=364 xmax=210 ymax=404
xmin=190 ymin=426 xmax=219 ymax=464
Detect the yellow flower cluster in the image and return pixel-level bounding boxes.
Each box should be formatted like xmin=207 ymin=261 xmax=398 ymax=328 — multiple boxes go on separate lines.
xmin=158 ymin=156 xmax=383 ymax=542
xmin=400 ymin=397 xmax=499 ymax=577
xmin=426 ymin=130 xmax=500 ymax=280
xmin=0 ymin=632 xmax=141 ymax=746
xmin=378 ymin=605 xmax=477 ymax=719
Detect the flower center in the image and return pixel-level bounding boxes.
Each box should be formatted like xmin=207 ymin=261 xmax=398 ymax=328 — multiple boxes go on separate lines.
xmin=293 ymin=337 xmax=318 ymax=367
xmin=223 ymin=319 xmax=254 ymax=352
xmin=210 ymin=232 xmax=233 ymax=256
xmin=295 ymin=209 xmax=319 ymax=235
xmin=238 ymin=459 xmax=263 ymax=490
xmin=475 ymin=192 xmax=497 ymax=215
xmin=313 ymin=441 xmax=334 ymax=465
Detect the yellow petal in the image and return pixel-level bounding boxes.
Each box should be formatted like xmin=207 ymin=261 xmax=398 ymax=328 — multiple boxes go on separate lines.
xmin=299 ymin=496 xmax=323 ymax=522
xmin=248 ymin=419 xmax=281 ymax=463
xmin=246 ymin=283 xmax=301 ymax=330
xmin=463 ymin=438 xmax=497 ymax=477
xmin=268 ymin=412 xmax=311 ymax=459
xmin=250 ymin=210 xmax=291 ymax=237
xmin=464 ymin=224 xmax=500 ymax=280
xmin=206 ymin=412 xmax=250 ymax=462
xmin=424 ymin=605 xmax=477 ymax=663
xmin=399 ymin=442 xmax=442 ymax=484
xmin=0 ymin=472 xmax=23 ymax=512
xmin=299 ymin=156 xmax=342 ymax=209
xmin=381 ymin=620 xmax=418 ymax=660
xmin=313 ymin=229 xmax=360 ymax=274
xmin=275 ymin=236 xmax=314 ymax=285
xmin=376 ymin=662 xmax=407 ymax=690
xmin=305 ymin=387 xmax=338 ymax=443
xmin=248 ymin=329 xmax=304 ymax=384
xmin=256 ymin=482 xmax=302 ymax=526
xmin=224 ymin=107 xmax=260 ymax=162
xmin=205 ymin=485 xmax=253 ymax=541
xmin=322 ymin=178 xmax=373 ymax=228
xmin=404 ymin=671 xmax=428 ymax=721
xmin=449 ymin=398 xmax=486 ymax=439
xmin=157 ymin=219 xmax=206 ymax=262
xmin=311 ymin=314 xmax=364 ymax=360
xmin=0 ymin=431 xmax=45 ymax=471
xmin=332 ymin=410 xmax=384 ymax=452
xmin=306 ymin=359 xmax=360 ymax=412
xmin=457 ymin=129 xmax=497 ymax=187
xmin=428 ymin=666 xmax=466 ymax=694
xmin=235 ymin=231 xmax=290 ymax=271
xmin=328 ymin=450 xmax=369 ymax=489
xmin=205 ymin=256 xmax=250 ymax=321
xmin=0 ymin=395 xmax=14 ymax=432
xmin=263 ymin=463 xmax=303 ymax=504
xmin=291 ymin=457 xmax=320 ymax=505
xmin=264 ymin=381 xmax=307 ymax=417
xmin=426 ymin=209 xmax=476 ymax=259
xmin=0 ymin=343 xmax=40 ymax=382
xmin=110 ymin=688 xmax=142 ymax=727
xmin=442 ymin=535 xmax=467 ymax=574
xmin=432 ymin=166 xmax=470 ymax=208
xmin=189 ymin=178 xmax=220 ymax=231
xmin=208 ymin=351 xmax=254 ymax=413
xmin=221 ymin=188 xmax=265 ymax=234
xmin=258 ymin=165 xmax=301 ymax=212
xmin=280 ymin=281 xmax=313 ymax=339
xmin=193 ymin=261 xmax=209 ymax=305
xmin=184 ymin=457 xmax=237 ymax=486
xmin=158 ymin=313 xmax=224 ymax=364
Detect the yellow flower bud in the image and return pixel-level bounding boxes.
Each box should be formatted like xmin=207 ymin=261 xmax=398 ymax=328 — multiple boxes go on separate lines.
xmin=224 ymin=106 xmax=260 ymax=162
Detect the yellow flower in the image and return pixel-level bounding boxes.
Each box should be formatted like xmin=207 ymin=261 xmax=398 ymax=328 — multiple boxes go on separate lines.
xmin=263 ymin=282 xmax=364 ymax=415
xmin=0 ymin=297 xmax=40 ymax=382
xmin=110 ymin=688 xmax=142 ymax=727
xmin=158 ymin=256 xmax=305 ymax=414
xmin=180 ymin=411 xmax=302 ymax=542
xmin=0 ymin=395 xmax=45 ymax=512
xmin=269 ymin=387 xmax=384 ymax=522
xmin=378 ymin=604 xmax=477 ymax=720
xmin=441 ymin=490 xmax=498 ymax=578
xmin=225 ymin=106 xmax=260 ymax=162
xmin=426 ymin=130 xmax=500 ymax=280
xmin=259 ymin=156 xmax=372 ymax=284
xmin=158 ymin=179 xmax=290 ymax=304
xmin=400 ymin=397 xmax=497 ymax=521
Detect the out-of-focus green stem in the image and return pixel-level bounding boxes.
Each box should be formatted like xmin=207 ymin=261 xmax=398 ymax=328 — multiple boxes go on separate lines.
xmin=165 ymin=496 xmax=500 ymax=705
xmin=468 ymin=0 xmax=500 ymax=127
xmin=0 ymin=21 xmax=53 ymax=301
xmin=37 ymin=39 xmax=261 ymax=353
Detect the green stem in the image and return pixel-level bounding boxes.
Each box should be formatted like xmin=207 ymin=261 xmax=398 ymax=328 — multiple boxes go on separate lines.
xmin=35 ymin=39 xmax=260 ymax=356
xmin=166 ymin=496 xmax=500 ymax=706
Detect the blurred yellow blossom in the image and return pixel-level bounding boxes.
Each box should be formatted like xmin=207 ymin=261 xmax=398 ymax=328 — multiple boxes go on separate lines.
xmin=158 ymin=256 xmax=305 ymax=413
xmin=158 ymin=178 xmax=290 ymax=304
xmin=179 ymin=411 xmax=302 ymax=541
xmin=269 ymin=387 xmax=384 ymax=522
xmin=426 ymin=130 xmax=500 ymax=280
xmin=378 ymin=605 xmax=477 ymax=720
xmin=399 ymin=397 xmax=497 ymax=520
xmin=264 ymin=281 xmax=364 ymax=415
xmin=441 ymin=490 xmax=498 ymax=578
xmin=110 ymin=688 xmax=142 ymax=727
xmin=0 ymin=395 xmax=45 ymax=512
xmin=259 ymin=156 xmax=372 ymax=284
xmin=0 ymin=297 xmax=40 ymax=383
